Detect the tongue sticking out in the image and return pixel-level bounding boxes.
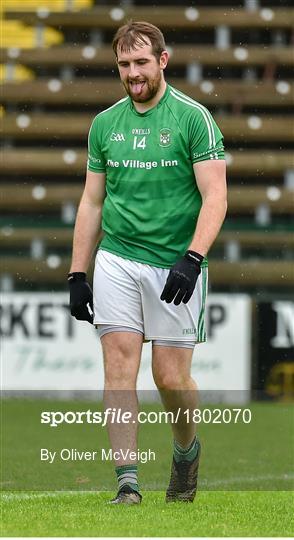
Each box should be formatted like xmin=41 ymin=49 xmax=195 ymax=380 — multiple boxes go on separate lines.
xmin=131 ymin=82 xmax=145 ymax=95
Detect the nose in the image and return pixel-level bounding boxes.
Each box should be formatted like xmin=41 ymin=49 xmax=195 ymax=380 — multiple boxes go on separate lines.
xmin=128 ymin=63 xmax=140 ymax=79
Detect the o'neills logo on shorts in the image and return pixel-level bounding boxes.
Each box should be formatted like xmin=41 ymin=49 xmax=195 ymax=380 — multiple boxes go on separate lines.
xmin=183 ymin=327 xmax=196 ymax=335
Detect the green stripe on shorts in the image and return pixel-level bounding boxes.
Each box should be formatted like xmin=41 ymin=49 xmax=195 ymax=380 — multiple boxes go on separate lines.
xmin=197 ymin=267 xmax=208 ymax=342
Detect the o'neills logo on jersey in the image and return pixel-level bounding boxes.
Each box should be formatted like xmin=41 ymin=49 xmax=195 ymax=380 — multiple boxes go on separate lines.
xmin=132 ymin=128 xmax=151 ymax=135
xmin=159 ymin=128 xmax=172 ymax=147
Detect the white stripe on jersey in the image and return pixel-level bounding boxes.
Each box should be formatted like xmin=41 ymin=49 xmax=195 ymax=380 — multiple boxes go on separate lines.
xmin=87 ymin=96 xmax=129 ymax=152
xmin=170 ymin=88 xmax=216 ymax=148
xmin=98 ymin=96 xmax=129 ymax=116
xmin=171 ymin=87 xmax=216 ymax=147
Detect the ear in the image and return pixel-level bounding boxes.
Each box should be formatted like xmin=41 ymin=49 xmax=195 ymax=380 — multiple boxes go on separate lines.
xmin=159 ymin=50 xmax=169 ymax=70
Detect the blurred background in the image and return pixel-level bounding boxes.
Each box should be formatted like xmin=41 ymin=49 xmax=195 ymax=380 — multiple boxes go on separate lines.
xmin=1 ymin=0 xmax=293 ymax=399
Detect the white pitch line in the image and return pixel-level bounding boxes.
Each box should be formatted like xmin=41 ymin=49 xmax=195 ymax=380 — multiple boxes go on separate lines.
xmin=0 ymin=491 xmax=103 ymax=501
xmin=1 ymin=474 xmax=293 ymax=501
xmin=200 ymin=473 xmax=294 ymax=488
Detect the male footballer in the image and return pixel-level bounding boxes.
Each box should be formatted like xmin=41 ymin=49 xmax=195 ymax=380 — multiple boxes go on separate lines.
xmin=68 ymin=21 xmax=227 ymax=504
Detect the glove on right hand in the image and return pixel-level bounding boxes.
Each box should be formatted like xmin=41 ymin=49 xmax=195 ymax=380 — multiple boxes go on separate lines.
xmin=68 ymin=272 xmax=93 ymax=324
xmin=160 ymin=250 xmax=203 ymax=305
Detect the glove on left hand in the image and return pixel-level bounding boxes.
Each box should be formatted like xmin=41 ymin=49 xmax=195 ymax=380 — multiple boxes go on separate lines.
xmin=160 ymin=250 xmax=204 ymax=305
xmin=68 ymin=272 xmax=93 ymax=324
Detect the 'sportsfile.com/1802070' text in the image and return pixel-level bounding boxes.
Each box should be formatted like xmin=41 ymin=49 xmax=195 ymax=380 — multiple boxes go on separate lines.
xmin=40 ymin=407 xmax=252 ymax=428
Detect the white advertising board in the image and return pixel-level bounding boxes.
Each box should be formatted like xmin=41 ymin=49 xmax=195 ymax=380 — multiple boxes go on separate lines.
xmin=1 ymin=293 xmax=251 ymax=396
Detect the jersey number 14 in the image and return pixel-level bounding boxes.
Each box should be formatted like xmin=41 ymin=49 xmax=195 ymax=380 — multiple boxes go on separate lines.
xmin=133 ymin=136 xmax=146 ymax=150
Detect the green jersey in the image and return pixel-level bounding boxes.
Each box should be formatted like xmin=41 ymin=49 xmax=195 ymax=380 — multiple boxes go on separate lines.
xmin=87 ymin=84 xmax=224 ymax=268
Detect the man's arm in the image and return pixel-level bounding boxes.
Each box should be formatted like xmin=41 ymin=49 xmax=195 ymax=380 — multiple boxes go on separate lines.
xmin=68 ymin=170 xmax=106 ymax=323
xmin=160 ymin=159 xmax=227 ymax=305
xmin=70 ymin=170 xmax=106 ymax=272
xmin=189 ymin=159 xmax=227 ymax=256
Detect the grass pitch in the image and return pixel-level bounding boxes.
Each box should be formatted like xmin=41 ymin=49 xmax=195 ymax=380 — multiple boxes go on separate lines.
xmin=1 ymin=490 xmax=293 ymax=537
xmin=1 ymin=398 xmax=293 ymax=536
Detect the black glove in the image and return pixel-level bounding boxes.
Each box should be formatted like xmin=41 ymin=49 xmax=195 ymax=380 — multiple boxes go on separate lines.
xmin=68 ymin=272 xmax=93 ymax=324
xmin=160 ymin=250 xmax=204 ymax=306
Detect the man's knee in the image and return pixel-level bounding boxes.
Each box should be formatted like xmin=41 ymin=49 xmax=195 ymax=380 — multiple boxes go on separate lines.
xmin=103 ymin=353 xmax=135 ymax=387
xmin=153 ymin=370 xmax=192 ymax=390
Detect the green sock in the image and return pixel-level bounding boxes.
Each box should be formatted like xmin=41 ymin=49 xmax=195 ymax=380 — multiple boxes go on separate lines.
xmin=173 ymin=436 xmax=200 ymax=463
xmin=115 ymin=464 xmax=139 ymax=493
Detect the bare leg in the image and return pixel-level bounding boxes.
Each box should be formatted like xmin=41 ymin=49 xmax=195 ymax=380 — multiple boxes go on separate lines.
xmin=152 ymin=345 xmax=198 ymax=447
xmin=101 ymin=331 xmax=143 ymax=467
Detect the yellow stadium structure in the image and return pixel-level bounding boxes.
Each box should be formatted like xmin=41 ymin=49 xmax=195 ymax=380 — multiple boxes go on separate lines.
xmin=1 ymin=20 xmax=63 ymax=48
xmin=0 ymin=63 xmax=34 ymax=82
xmin=1 ymin=0 xmax=92 ymax=12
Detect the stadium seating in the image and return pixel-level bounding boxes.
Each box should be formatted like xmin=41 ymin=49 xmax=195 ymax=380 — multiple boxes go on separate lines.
xmin=1 ymin=1 xmax=293 ymax=290
xmin=4 ymin=7 xmax=294 ymax=30
xmin=2 ymin=228 xmax=293 ymax=251
xmin=1 ymin=256 xmax=292 ymax=287
xmin=3 ymin=113 xmax=293 ymax=142
xmin=1 ymin=79 xmax=293 ymax=108
xmin=1 ymin=149 xmax=293 ymax=179
xmin=1 ymin=184 xmax=293 ymax=213
xmin=1 ymin=44 xmax=293 ymax=68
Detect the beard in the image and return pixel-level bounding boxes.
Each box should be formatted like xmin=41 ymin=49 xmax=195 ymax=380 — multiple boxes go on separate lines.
xmin=123 ymin=70 xmax=162 ymax=103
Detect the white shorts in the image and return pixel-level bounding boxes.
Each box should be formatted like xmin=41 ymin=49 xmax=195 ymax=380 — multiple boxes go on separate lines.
xmin=93 ymin=250 xmax=208 ymax=344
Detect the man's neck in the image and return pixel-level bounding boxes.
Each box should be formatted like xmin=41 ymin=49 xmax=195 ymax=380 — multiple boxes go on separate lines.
xmin=132 ymin=80 xmax=167 ymax=113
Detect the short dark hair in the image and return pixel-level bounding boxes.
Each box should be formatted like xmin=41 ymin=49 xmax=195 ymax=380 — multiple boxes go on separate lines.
xmin=112 ymin=20 xmax=166 ymax=62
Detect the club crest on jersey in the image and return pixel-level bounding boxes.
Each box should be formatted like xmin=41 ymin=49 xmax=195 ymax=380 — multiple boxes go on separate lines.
xmin=159 ymin=128 xmax=172 ymax=147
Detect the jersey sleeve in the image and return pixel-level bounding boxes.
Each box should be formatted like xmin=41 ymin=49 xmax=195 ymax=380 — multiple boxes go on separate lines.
xmin=87 ymin=115 xmax=106 ymax=172
xmin=189 ymin=107 xmax=225 ymax=163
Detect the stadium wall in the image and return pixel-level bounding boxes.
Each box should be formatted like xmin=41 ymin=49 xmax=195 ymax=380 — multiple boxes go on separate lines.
xmin=2 ymin=292 xmax=251 ymax=399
